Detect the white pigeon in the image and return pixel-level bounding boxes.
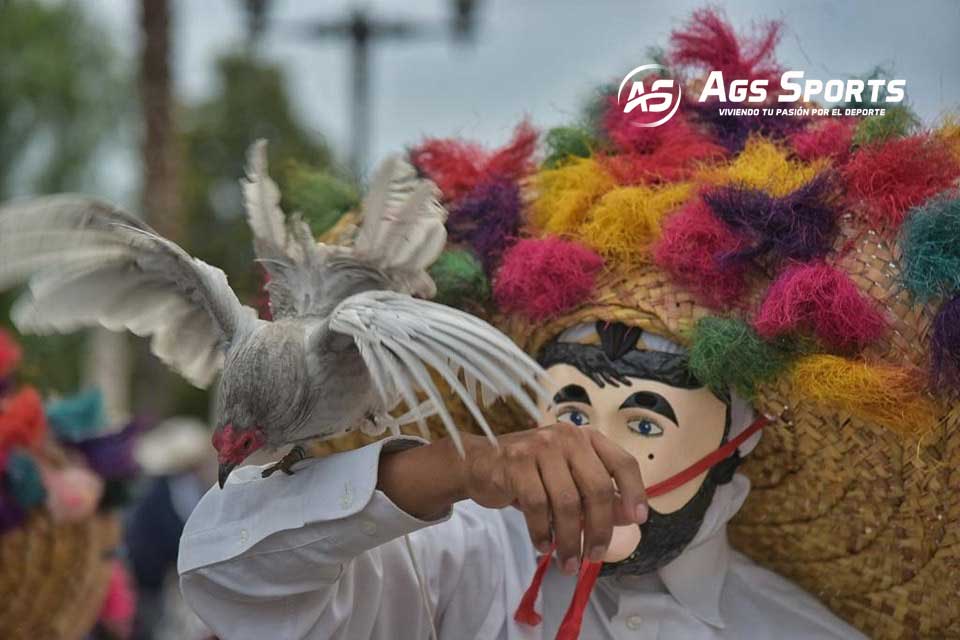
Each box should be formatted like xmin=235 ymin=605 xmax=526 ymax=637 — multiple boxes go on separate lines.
xmin=0 ymin=141 xmax=548 ymax=487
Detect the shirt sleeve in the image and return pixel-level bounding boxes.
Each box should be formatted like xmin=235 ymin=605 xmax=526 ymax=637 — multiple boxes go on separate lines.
xmin=178 ymin=436 xmax=468 ymax=639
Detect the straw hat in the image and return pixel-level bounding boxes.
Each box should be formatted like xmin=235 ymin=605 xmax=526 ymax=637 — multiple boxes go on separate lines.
xmin=0 ymin=439 xmax=121 ymax=640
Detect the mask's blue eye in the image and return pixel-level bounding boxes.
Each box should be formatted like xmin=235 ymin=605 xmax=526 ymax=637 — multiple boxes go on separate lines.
xmin=557 ymin=408 xmax=590 ymax=427
xmin=627 ymin=418 xmax=664 ymax=437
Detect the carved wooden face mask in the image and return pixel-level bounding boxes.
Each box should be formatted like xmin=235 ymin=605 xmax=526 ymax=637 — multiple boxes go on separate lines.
xmin=535 ymin=322 xmax=745 ymax=575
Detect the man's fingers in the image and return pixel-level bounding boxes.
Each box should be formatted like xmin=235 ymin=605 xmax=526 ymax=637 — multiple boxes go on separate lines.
xmin=509 ymin=460 xmax=552 ymax=553
xmin=537 ymin=451 xmax=583 ymax=575
xmin=589 ymin=430 xmax=648 ymax=524
xmin=567 ymin=443 xmax=616 ymax=564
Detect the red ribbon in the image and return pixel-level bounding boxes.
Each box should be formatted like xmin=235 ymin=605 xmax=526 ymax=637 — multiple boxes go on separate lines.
xmin=513 ymin=415 xmax=770 ymax=639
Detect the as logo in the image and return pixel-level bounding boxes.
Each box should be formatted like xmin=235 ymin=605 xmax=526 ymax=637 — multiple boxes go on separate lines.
xmin=617 ymin=64 xmax=682 ymax=127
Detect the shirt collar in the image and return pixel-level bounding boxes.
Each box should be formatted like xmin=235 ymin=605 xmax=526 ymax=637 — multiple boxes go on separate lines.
xmin=613 ymin=474 xmax=751 ymax=629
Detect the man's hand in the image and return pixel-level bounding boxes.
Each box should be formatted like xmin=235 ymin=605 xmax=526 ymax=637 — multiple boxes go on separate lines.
xmin=378 ymin=424 xmax=648 ymax=575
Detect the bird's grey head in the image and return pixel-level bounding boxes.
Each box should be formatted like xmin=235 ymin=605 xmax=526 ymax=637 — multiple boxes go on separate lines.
xmin=211 ymin=322 xmax=311 ymax=487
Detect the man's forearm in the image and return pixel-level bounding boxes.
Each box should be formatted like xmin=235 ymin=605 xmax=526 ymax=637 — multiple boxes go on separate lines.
xmin=377 ymin=436 xmax=469 ymax=520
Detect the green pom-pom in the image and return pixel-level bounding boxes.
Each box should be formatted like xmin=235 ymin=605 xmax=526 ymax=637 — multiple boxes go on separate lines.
xmin=5 ymin=450 xmax=46 ymax=508
xmin=688 ymin=317 xmax=794 ymax=397
xmin=284 ymin=163 xmax=359 ymax=236
xmin=853 ymin=105 xmax=919 ymax=146
xmin=46 ymin=388 xmax=105 ymax=442
xmin=429 ymin=250 xmax=490 ymax=308
xmin=544 ymin=127 xmax=594 ymax=168
xmin=900 ymin=192 xmax=960 ymax=300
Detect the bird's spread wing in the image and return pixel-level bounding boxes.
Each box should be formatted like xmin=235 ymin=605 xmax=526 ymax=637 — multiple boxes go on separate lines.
xmin=244 ymin=142 xmax=447 ymax=319
xmin=0 ymin=196 xmax=256 ymax=387
xmin=243 ymin=140 xmax=329 ymax=319
xmin=349 ymin=155 xmax=447 ymax=298
xmin=327 ymin=290 xmax=550 ymax=453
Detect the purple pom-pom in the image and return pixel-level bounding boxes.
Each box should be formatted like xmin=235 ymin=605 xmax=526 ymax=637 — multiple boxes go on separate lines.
xmin=932 ymin=295 xmax=960 ymax=391
xmin=448 ymin=179 xmax=523 ymax=270
xmin=0 ymin=486 xmax=26 ymax=534
xmin=687 ymin=100 xmax=808 ymax=153
xmin=68 ymin=419 xmax=143 ymax=480
xmin=704 ymin=171 xmax=838 ymax=263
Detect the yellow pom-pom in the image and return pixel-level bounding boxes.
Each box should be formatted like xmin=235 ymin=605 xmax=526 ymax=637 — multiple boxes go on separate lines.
xmin=580 ymin=183 xmax=693 ymax=263
xmin=698 ymin=136 xmax=827 ymax=196
xmin=936 ymin=114 xmax=960 ymax=164
xmin=787 ymin=354 xmax=939 ymax=437
xmin=530 ymin=157 xmax=615 ymax=235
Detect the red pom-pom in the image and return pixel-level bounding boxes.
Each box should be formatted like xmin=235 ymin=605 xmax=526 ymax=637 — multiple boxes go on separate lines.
xmin=754 ymin=262 xmax=888 ymax=351
xmin=790 ymin=118 xmax=857 ymax=164
xmin=0 ymin=387 xmax=47 ymax=457
xmin=600 ymin=98 xmax=725 ymax=183
xmin=0 ymin=330 xmax=22 ymax=379
xmin=653 ymin=199 xmax=750 ymax=309
xmin=669 ymin=8 xmax=782 ymax=84
xmin=842 ymin=135 xmax=960 ymax=230
xmin=494 ymin=238 xmax=603 ymax=321
xmin=410 ymin=121 xmax=537 ymax=203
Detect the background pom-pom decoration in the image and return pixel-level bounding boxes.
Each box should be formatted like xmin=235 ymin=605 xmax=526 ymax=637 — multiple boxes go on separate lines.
xmin=698 ymin=137 xmax=827 ymax=196
xmin=852 ymin=105 xmax=920 ymax=147
xmin=494 ymin=238 xmax=603 ymax=321
xmin=899 ymin=191 xmax=960 ymax=300
xmin=447 ymin=180 xmax=523 ymax=269
xmin=688 ymin=317 xmax=794 ymax=397
xmin=788 ymin=355 xmax=939 ymax=436
xmin=4 ymin=448 xmax=46 ymax=508
xmin=842 ymin=135 xmax=960 ymax=230
xmin=46 ymin=388 xmax=106 ymax=442
xmin=653 ymin=199 xmax=751 ymax=309
xmin=429 ymin=249 xmax=491 ymax=308
xmin=703 ymin=171 xmax=839 ymax=263
xmin=411 ymin=121 xmax=537 ymax=204
xmin=0 ymin=387 xmax=47 ymax=456
xmin=789 ymin=118 xmax=856 ymax=164
xmin=543 ymin=127 xmax=594 ymax=168
xmin=754 ymin=262 xmax=887 ymax=352
xmin=580 ymin=183 xmax=691 ymax=263
xmin=0 ymin=330 xmax=22 ymax=381
xmin=530 ymin=158 xmax=615 ymax=235
xmin=931 ymin=295 xmax=960 ymax=391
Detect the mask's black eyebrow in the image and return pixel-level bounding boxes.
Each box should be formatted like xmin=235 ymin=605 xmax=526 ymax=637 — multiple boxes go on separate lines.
xmin=619 ymin=391 xmax=678 ymax=425
xmin=553 ymin=384 xmax=591 ymax=406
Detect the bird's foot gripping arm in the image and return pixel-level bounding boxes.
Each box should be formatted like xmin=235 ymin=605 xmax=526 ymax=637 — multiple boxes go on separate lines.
xmin=261 ymin=445 xmax=309 ymax=479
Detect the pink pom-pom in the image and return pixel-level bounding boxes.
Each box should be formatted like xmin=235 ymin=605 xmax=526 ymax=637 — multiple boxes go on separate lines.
xmin=494 ymin=238 xmax=603 ymax=321
xmin=789 ymin=118 xmax=856 ymax=164
xmin=652 ymin=198 xmax=751 ymax=309
xmin=754 ymin=262 xmax=887 ymax=351
xmin=98 ymin=560 xmax=137 ymax=639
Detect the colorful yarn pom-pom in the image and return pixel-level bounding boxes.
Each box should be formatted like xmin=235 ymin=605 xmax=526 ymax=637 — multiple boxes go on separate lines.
xmin=899 ymin=191 xmax=960 ymax=300
xmin=931 ymin=295 xmax=960 ymax=392
xmin=429 ymin=249 xmax=490 ymax=308
xmin=703 ymin=171 xmax=838 ymax=263
xmin=688 ymin=317 xmax=794 ymax=397
xmin=448 ymin=180 xmax=523 ymax=269
xmin=46 ymin=388 xmax=106 ymax=442
xmin=494 ymin=238 xmax=603 ymax=321
xmin=754 ymin=262 xmax=887 ymax=352
xmin=4 ymin=448 xmax=46 ymax=508
xmin=788 ymin=355 xmax=938 ymax=436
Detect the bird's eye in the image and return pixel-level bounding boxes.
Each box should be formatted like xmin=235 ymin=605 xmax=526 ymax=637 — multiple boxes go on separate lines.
xmin=557 ymin=407 xmax=590 ymax=427
xmin=627 ymin=418 xmax=664 ymax=437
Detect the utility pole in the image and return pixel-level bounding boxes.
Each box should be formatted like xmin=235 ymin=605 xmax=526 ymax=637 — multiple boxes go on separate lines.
xmin=292 ymin=1 xmax=481 ymax=179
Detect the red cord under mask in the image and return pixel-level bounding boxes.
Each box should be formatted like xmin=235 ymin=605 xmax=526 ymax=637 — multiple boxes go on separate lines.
xmin=514 ymin=414 xmax=769 ymax=639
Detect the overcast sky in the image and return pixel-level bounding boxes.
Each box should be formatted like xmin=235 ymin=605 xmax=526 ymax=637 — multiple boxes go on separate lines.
xmin=86 ymin=0 xmax=960 ymax=199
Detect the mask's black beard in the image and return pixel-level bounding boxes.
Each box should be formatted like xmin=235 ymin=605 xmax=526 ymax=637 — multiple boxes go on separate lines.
xmin=599 ymin=453 xmax=741 ymax=578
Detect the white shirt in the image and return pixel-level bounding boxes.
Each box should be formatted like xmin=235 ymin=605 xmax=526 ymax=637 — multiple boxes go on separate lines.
xmin=178 ymin=437 xmax=865 ymax=640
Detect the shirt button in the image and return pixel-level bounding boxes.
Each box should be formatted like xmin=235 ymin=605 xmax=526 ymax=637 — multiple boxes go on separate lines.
xmin=360 ymin=519 xmax=377 ymax=536
xmin=625 ymin=614 xmax=643 ymax=630
xmin=239 ymin=529 xmax=249 ymax=544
